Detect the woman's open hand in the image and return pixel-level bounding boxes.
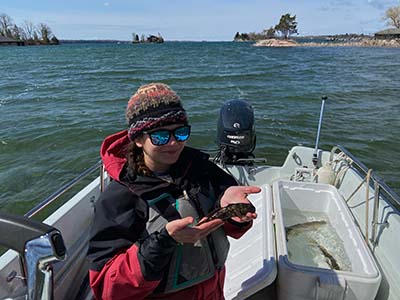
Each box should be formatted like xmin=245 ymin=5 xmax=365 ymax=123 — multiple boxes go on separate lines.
xmin=220 ymin=186 xmax=260 ymax=223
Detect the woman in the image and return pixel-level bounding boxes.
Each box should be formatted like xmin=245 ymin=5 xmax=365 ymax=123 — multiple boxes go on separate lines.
xmin=87 ymin=83 xmax=259 ymax=300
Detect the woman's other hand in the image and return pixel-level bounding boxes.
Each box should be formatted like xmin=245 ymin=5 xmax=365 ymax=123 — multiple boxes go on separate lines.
xmin=166 ymin=217 xmax=223 ymax=244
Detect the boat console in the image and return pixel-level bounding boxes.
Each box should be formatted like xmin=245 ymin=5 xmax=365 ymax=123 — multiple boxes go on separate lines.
xmin=0 ymin=212 xmax=66 ymax=300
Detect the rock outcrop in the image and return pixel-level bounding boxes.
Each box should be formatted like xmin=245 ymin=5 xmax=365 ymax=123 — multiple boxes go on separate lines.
xmin=299 ymin=39 xmax=400 ymax=48
xmin=254 ymin=39 xmax=297 ymax=47
xmin=254 ymin=38 xmax=400 ymax=48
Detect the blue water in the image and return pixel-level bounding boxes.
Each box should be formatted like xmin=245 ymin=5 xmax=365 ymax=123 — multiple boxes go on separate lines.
xmin=0 ymin=42 xmax=399 ymax=214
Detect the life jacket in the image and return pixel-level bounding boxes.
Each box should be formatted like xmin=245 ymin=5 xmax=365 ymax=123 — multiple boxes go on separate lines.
xmin=144 ymin=183 xmax=230 ymax=295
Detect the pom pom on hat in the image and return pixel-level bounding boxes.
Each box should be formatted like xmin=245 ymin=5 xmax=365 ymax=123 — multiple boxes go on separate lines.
xmin=126 ymin=83 xmax=188 ymax=139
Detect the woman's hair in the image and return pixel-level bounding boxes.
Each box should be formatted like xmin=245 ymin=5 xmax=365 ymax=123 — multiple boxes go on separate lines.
xmin=126 ymin=141 xmax=153 ymax=177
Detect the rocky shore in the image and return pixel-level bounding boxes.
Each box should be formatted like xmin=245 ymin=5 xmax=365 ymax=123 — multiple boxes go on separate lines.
xmin=254 ymin=38 xmax=400 ymax=48
xmin=253 ymin=39 xmax=297 ymax=47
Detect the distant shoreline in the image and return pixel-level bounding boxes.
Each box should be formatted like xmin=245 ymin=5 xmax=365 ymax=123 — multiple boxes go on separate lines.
xmin=253 ymin=38 xmax=400 ymax=48
xmin=56 ymin=37 xmax=400 ymax=48
xmin=60 ymin=39 xmax=131 ymax=44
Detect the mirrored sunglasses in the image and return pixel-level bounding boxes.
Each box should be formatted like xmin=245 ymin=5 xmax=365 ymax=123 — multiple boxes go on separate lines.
xmin=144 ymin=125 xmax=191 ymax=146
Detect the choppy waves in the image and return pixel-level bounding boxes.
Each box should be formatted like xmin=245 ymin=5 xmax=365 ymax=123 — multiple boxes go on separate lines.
xmin=0 ymin=42 xmax=399 ymax=213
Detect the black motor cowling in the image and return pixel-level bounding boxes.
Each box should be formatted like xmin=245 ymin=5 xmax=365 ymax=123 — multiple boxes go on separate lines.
xmin=217 ymin=99 xmax=256 ymax=164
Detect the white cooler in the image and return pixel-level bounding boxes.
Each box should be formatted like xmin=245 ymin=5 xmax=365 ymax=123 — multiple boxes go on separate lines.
xmin=273 ymin=180 xmax=381 ymax=300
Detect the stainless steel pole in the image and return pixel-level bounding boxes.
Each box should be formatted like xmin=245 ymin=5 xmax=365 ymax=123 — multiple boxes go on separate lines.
xmin=313 ymin=96 xmax=327 ymax=166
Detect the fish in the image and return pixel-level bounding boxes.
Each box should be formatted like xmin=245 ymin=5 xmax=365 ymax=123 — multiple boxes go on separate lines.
xmin=317 ymin=244 xmax=341 ymax=270
xmin=196 ymin=203 xmax=256 ymax=226
xmin=285 ymin=220 xmax=342 ymax=271
xmin=285 ymin=220 xmax=327 ymax=240
xmin=308 ymin=239 xmax=341 ymax=271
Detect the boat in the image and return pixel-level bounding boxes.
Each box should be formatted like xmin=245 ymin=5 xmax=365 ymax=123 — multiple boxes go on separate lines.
xmin=0 ymin=98 xmax=399 ymax=300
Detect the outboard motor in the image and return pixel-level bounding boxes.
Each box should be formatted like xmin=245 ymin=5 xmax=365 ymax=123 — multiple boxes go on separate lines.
xmin=217 ymin=99 xmax=256 ymax=164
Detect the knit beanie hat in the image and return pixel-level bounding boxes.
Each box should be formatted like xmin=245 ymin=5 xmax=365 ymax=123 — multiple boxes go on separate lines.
xmin=126 ymin=83 xmax=188 ymax=140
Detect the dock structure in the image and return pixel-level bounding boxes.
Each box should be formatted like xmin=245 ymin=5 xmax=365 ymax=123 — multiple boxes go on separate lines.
xmin=374 ymin=28 xmax=400 ymax=40
xmin=0 ymin=36 xmax=25 ymax=46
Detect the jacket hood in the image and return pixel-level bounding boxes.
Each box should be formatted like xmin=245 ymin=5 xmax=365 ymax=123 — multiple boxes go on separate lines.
xmin=100 ymin=130 xmax=130 ymax=181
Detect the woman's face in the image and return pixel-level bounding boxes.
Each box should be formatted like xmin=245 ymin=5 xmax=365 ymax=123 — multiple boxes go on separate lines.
xmin=135 ymin=124 xmax=187 ymax=173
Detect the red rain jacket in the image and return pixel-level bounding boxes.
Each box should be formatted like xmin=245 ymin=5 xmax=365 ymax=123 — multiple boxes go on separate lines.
xmin=87 ymin=130 xmax=252 ymax=300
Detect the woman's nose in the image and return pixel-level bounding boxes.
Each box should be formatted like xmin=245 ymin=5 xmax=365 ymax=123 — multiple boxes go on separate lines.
xmin=168 ymin=135 xmax=178 ymax=145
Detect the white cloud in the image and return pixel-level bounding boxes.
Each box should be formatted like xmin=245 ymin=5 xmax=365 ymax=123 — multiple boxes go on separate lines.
xmin=104 ymin=2 xmax=110 ymax=7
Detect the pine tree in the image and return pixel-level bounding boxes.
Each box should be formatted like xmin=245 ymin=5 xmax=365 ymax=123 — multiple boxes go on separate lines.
xmin=275 ymin=14 xmax=298 ymax=39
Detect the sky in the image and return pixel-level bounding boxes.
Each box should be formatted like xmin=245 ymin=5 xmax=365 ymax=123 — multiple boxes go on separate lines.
xmin=1 ymin=0 xmax=399 ymax=41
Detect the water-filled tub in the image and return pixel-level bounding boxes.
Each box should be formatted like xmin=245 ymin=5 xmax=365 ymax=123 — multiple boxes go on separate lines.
xmin=273 ymin=181 xmax=381 ymax=300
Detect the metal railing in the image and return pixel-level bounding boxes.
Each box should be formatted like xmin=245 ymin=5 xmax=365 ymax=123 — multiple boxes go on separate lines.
xmin=330 ymin=145 xmax=400 ymax=247
xmin=25 ymin=161 xmax=103 ymax=218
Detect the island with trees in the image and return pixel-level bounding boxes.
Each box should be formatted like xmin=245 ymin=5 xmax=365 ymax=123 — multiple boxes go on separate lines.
xmin=234 ymin=13 xmax=298 ymax=46
xmin=132 ymin=32 xmax=164 ymax=44
xmin=235 ymin=6 xmax=400 ymax=48
xmin=0 ymin=12 xmax=59 ymax=46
